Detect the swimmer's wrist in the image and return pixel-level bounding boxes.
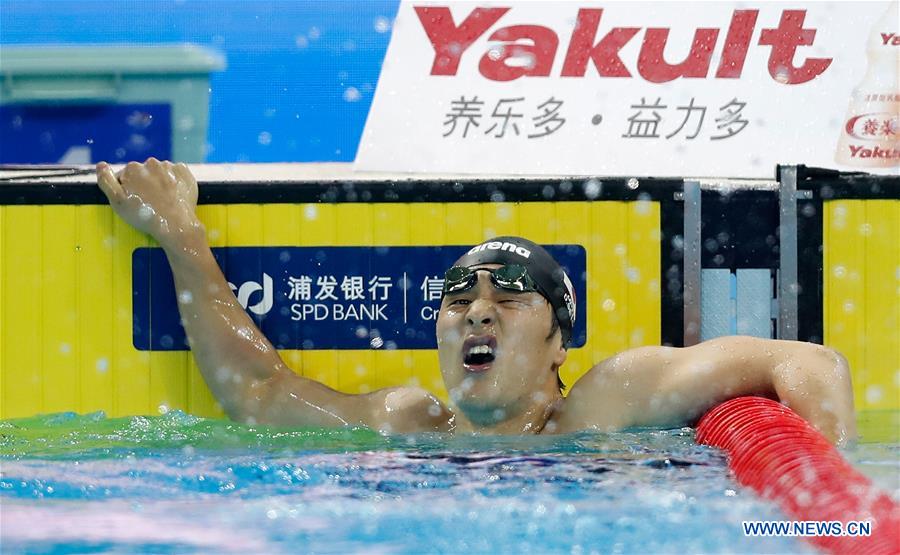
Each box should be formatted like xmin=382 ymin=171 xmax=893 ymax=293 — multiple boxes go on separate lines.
xmin=157 ymin=221 xmax=208 ymax=253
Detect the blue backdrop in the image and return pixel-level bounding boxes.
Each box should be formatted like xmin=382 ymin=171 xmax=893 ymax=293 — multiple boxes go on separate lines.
xmin=0 ymin=0 xmax=400 ymax=162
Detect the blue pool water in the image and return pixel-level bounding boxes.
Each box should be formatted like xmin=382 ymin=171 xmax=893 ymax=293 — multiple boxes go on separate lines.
xmin=1 ymin=411 xmax=897 ymax=554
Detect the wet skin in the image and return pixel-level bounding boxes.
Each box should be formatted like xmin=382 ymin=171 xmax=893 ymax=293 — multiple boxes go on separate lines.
xmin=97 ymin=159 xmax=858 ymax=445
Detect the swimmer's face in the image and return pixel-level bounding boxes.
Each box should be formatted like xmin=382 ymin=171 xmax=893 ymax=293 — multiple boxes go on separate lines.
xmin=436 ymin=265 xmax=567 ymax=420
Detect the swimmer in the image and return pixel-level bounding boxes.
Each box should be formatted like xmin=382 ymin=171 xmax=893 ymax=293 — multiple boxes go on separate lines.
xmin=97 ymin=159 xmax=857 ymax=444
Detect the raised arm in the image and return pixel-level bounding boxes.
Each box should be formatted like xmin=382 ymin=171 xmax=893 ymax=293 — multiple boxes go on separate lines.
xmin=97 ymin=159 xmax=450 ymax=432
xmin=555 ymin=336 xmax=856 ymax=445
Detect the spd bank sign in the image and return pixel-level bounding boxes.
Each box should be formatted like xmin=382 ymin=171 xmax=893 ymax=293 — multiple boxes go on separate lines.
xmin=133 ymin=245 xmax=587 ymax=351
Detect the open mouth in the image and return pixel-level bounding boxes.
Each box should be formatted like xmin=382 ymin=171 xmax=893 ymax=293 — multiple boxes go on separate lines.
xmin=462 ymin=335 xmax=497 ymax=372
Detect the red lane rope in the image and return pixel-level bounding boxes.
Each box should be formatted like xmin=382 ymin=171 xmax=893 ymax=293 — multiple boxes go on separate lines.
xmin=696 ymin=396 xmax=900 ymax=554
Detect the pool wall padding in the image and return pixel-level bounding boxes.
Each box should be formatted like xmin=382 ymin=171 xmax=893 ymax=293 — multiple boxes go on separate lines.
xmin=0 ymin=200 xmax=661 ymax=418
xmin=823 ymin=200 xmax=900 ymax=413
xmin=1 ymin=181 xmax=897 ymax=420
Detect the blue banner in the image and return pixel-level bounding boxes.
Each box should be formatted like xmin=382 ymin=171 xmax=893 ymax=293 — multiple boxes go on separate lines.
xmin=0 ymin=103 xmax=171 ymax=164
xmin=133 ymin=245 xmax=587 ymax=351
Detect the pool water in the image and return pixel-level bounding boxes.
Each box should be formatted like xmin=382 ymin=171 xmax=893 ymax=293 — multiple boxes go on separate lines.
xmin=1 ymin=412 xmax=896 ymax=554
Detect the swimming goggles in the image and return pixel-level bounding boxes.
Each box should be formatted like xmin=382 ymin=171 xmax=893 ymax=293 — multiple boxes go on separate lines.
xmin=442 ymin=264 xmax=538 ymax=295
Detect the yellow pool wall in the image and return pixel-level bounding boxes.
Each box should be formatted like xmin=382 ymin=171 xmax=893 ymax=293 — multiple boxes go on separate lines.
xmin=0 ymin=200 xmax=661 ymax=418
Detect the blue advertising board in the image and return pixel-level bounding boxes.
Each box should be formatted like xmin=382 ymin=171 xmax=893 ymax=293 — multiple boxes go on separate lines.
xmin=0 ymin=103 xmax=172 ymax=164
xmin=133 ymin=245 xmax=587 ymax=351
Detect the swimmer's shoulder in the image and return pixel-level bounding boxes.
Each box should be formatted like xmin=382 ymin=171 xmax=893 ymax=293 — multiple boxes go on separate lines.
xmin=547 ymin=345 xmax=676 ymax=434
xmin=364 ymin=386 xmax=454 ymax=434
xmin=547 ymin=365 xmax=625 ymax=434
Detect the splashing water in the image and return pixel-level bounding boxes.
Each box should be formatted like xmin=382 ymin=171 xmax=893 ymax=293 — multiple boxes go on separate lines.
xmin=2 ymin=411 xmax=894 ymax=553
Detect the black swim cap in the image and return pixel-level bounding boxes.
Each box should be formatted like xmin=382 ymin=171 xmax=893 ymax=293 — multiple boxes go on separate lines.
xmin=453 ymin=236 xmax=576 ymax=347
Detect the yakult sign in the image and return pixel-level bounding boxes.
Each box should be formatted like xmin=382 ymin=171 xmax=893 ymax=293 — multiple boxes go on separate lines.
xmin=356 ymin=1 xmax=898 ymax=177
xmin=416 ymin=7 xmax=831 ymax=84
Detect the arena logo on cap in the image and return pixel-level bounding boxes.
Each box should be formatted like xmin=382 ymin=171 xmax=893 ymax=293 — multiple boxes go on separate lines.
xmin=562 ymin=272 xmax=576 ymax=323
xmin=467 ymin=241 xmax=532 ymax=258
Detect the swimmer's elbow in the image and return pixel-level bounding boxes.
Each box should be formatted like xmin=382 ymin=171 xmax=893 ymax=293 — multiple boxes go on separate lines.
xmin=224 ymin=368 xmax=293 ymax=426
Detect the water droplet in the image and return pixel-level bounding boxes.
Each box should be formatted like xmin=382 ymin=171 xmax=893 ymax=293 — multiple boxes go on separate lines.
xmin=583 ymin=179 xmax=601 ymax=199
xmin=626 ymin=267 xmax=640 ymax=283
xmin=635 ymin=194 xmax=652 ymax=215
xmin=343 ymin=87 xmax=361 ymax=103
xmin=865 ymin=385 xmax=883 ymax=404
xmin=774 ymin=66 xmax=790 ymax=84
xmin=137 ymin=204 xmax=154 ymax=221
xmin=177 ymin=116 xmax=195 ymax=132
xmin=374 ymin=16 xmax=391 ymax=33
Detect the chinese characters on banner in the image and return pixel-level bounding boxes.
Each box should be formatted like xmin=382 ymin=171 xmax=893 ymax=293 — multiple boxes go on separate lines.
xmin=442 ymin=96 xmax=750 ymax=141
xmin=443 ymin=97 xmax=566 ymax=138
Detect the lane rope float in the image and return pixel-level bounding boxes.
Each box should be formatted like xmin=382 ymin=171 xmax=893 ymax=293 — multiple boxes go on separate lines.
xmin=696 ymin=396 xmax=899 ymax=554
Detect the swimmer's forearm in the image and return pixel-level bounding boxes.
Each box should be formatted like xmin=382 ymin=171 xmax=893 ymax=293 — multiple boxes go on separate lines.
xmin=767 ymin=341 xmax=856 ymax=445
xmin=160 ymin=228 xmax=286 ymax=419
xmin=159 ymin=228 xmax=393 ymax=429
xmin=573 ymin=337 xmax=857 ymax=444
xmin=97 ymin=160 xmax=369 ymax=426
xmin=676 ymin=337 xmax=856 ymax=444
xmin=652 ymin=337 xmax=856 ymax=444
